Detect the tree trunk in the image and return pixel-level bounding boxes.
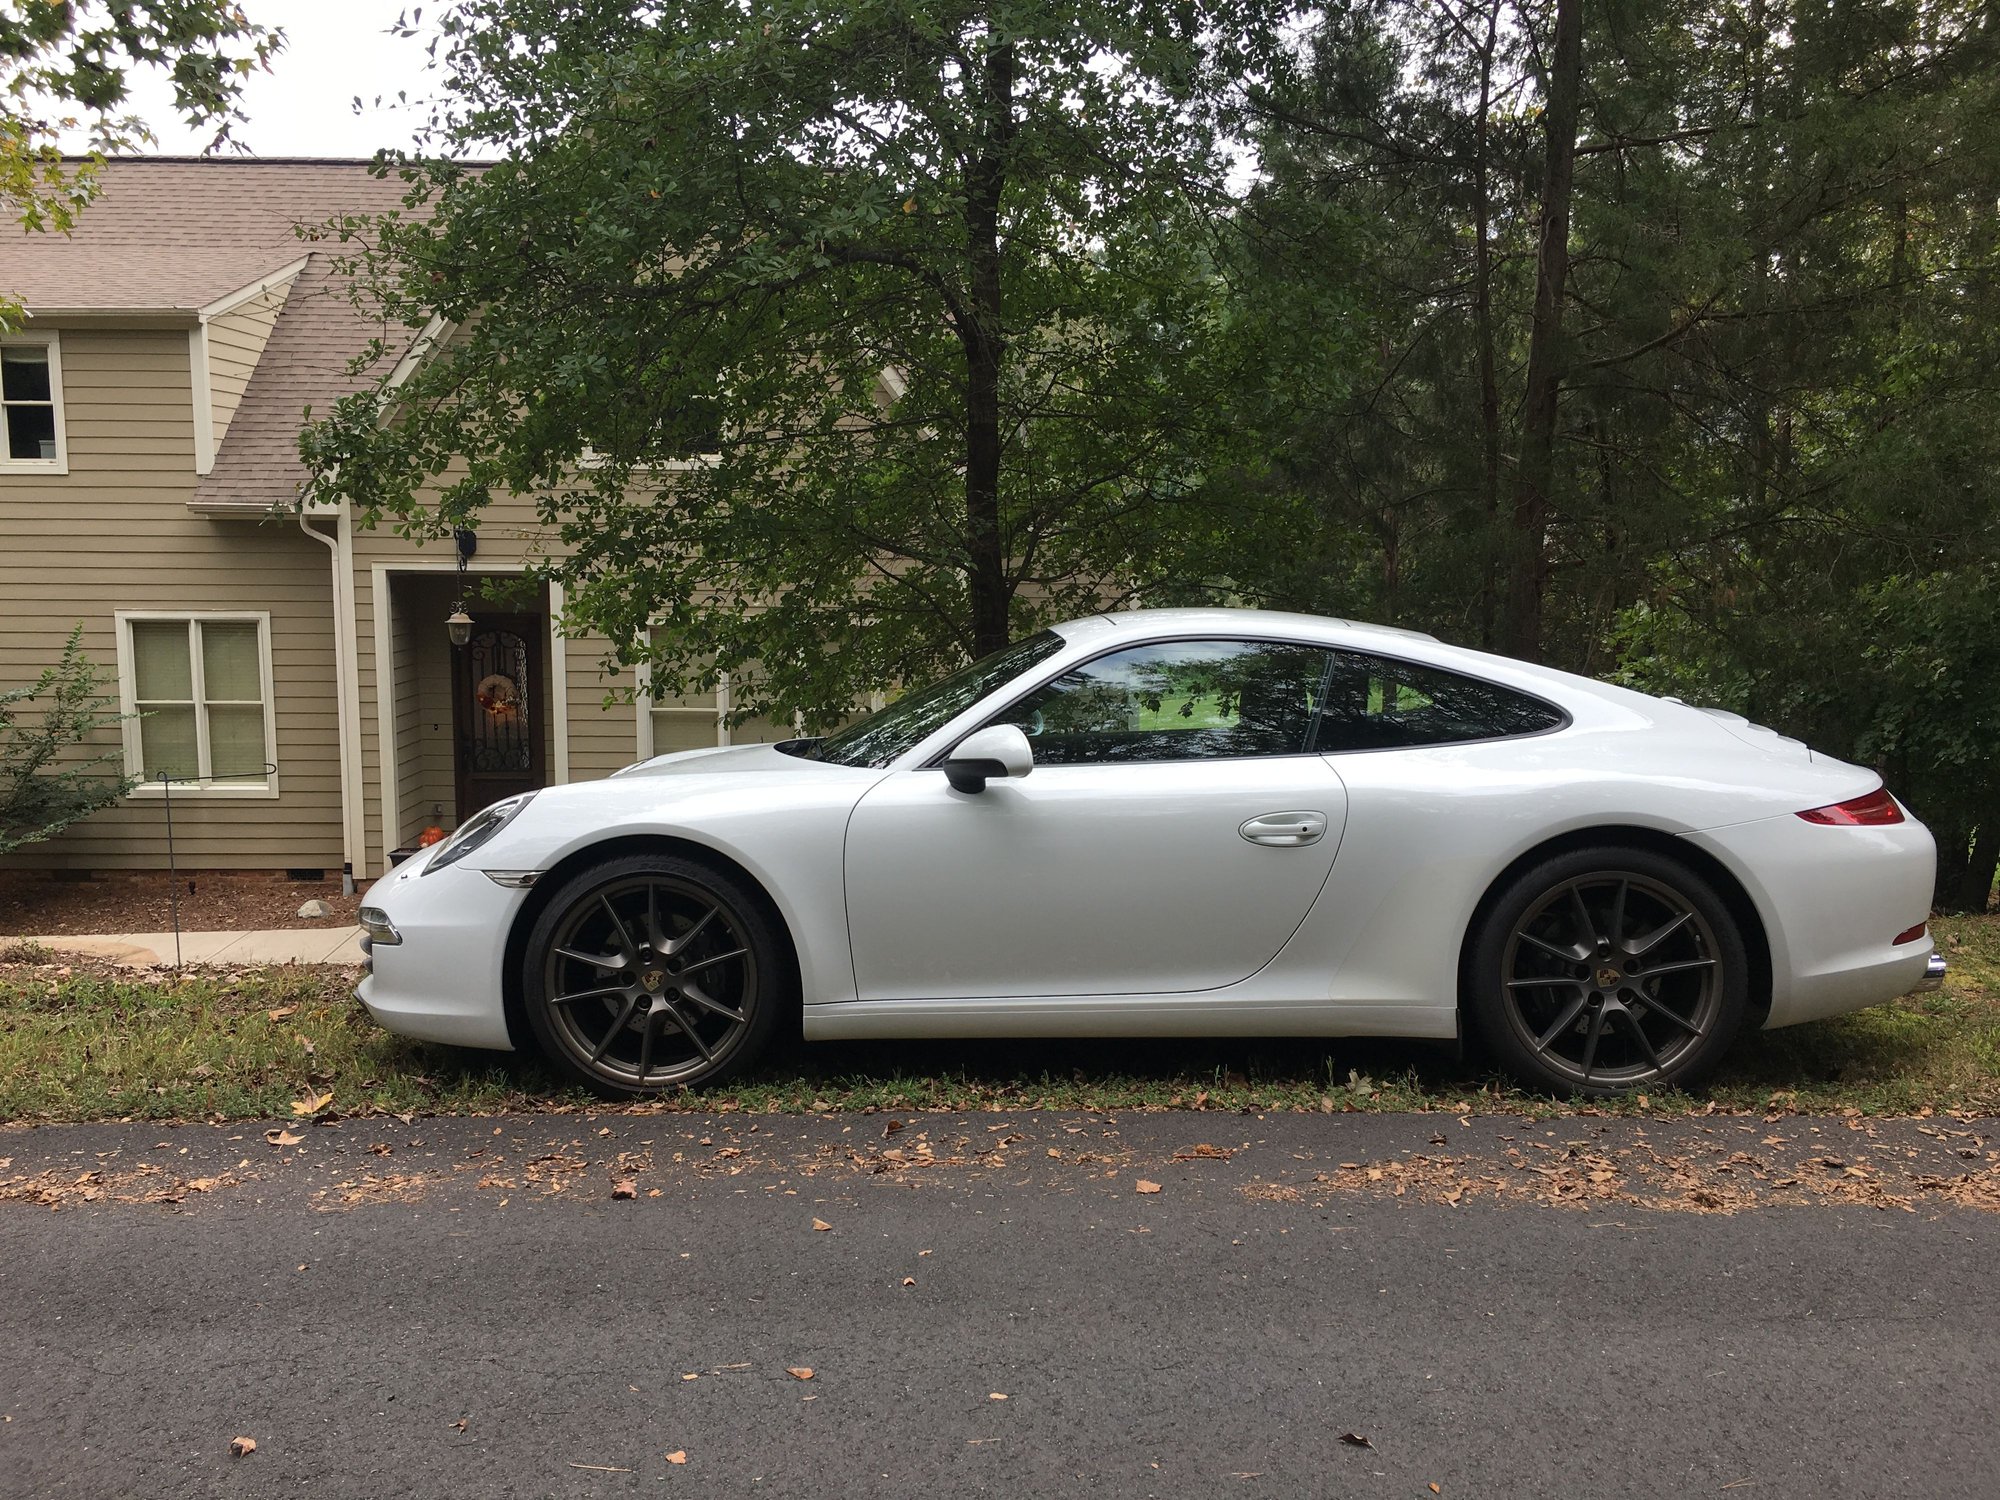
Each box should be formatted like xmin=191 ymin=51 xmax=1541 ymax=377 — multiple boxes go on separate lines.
xmin=960 ymin=39 xmax=1016 ymax=660
xmin=1472 ymin=2 xmax=1503 ymax=651
xmin=1502 ymin=0 xmax=1583 ymax=663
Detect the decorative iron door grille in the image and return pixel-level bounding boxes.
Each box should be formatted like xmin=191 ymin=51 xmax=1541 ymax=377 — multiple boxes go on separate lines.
xmin=450 ymin=614 xmax=546 ymax=822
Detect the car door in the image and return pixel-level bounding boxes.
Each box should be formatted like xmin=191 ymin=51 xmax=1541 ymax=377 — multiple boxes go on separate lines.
xmin=843 ymin=637 xmax=1349 ymax=1000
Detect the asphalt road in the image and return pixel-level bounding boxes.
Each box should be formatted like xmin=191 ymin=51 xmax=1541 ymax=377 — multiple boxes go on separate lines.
xmin=2 ymin=1110 xmax=1995 ymax=1500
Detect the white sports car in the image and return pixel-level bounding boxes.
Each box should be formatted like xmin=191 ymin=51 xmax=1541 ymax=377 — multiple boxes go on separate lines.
xmin=356 ymin=609 xmax=1943 ymax=1097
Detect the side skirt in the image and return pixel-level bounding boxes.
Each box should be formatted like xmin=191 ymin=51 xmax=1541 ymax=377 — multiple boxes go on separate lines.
xmin=802 ymin=996 xmax=1459 ymax=1043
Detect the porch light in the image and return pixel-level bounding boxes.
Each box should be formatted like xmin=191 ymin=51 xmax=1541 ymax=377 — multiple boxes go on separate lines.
xmin=447 ymin=524 xmax=477 ymax=646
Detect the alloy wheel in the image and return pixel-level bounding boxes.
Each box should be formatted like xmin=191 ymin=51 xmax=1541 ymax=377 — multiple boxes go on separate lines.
xmin=1499 ymin=871 xmax=1724 ymax=1089
xmin=538 ymin=874 xmax=760 ymax=1088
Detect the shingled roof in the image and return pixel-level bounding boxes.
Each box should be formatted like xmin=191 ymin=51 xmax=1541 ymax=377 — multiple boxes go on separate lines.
xmin=6 ymin=159 xmax=433 ymax=512
xmin=8 ymin=157 xmax=414 ymax=314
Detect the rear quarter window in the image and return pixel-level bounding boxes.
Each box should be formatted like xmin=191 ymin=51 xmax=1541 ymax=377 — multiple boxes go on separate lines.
xmin=1313 ymin=650 xmax=1566 ymax=752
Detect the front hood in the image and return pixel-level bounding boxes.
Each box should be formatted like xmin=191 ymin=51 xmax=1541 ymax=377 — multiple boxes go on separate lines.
xmin=613 ymin=742 xmax=822 ymax=779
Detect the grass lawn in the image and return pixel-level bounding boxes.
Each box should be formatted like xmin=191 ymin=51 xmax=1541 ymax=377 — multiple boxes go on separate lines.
xmin=0 ymin=917 xmax=1995 ymax=1124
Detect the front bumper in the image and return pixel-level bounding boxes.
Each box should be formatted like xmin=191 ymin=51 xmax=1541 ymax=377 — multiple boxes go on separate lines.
xmin=353 ymin=848 xmax=525 ymax=1051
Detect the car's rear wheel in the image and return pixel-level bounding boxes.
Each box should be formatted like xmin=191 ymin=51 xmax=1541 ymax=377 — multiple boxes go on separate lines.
xmin=522 ymin=853 xmax=784 ymax=1095
xmin=1466 ymin=846 xmax=1749 ymax=1097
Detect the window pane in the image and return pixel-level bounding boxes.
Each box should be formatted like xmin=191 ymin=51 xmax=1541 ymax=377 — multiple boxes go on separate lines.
xmin=991 ymin=639 xmax=1332 ymax=765
xmin=1314 ymin=652 xmax=1566 ymax=752
xmin=4 ymin=400 xmax=55 ymax=461
xmin=649 ymin=709 xmax=719 ymax=755
xmin=131 ymin=622 xmax=193 ymax=701
xmin=137 ymin=705 xmax=199 ymax=782
xmin=1 ymin=347 xmax=51 ymax=402
xmin=206 ymin=704 xmax=268 ymax=782
xmin=201 ymin=622 xmax=263 ymax=701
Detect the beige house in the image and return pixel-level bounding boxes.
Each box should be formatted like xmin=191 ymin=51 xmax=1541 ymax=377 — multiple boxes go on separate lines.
xmin=1 ymin=158 xmax=766 ymax=885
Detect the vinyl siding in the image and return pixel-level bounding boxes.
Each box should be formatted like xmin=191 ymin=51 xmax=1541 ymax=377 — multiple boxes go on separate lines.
xmin=205 ymin=277 xmax=294 ymax=449
xmin=0 ymin=326 xmax=345 ymax=870
xmin=563 ymin=625 xmax=643 ymax=782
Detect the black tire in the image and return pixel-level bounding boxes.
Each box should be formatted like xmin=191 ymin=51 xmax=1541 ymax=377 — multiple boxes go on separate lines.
xmin=521 ymin=853 xmax=786 ymax=1096
xmin=1465 ymin=845 xmax=1749 ymax=1097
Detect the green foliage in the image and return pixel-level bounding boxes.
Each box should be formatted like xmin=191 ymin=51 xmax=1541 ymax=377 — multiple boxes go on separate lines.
xmin=0 ymin=625 xmax=135 ymax=853
xmin=301 ymin=0 xmax=1324 ymax=725
xmin=1239 ymin=0 xmax=2000 ymax=907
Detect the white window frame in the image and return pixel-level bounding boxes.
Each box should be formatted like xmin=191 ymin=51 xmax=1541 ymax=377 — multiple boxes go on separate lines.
xmin=0 ymin=332 xmax=69 ymax=475
xmin=114 ymin=611 xmax=280 ymax=798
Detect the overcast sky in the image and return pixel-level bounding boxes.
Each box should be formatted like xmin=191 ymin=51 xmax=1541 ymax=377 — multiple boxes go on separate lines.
xmin=61 ymin=0 xmax=438 ymax=160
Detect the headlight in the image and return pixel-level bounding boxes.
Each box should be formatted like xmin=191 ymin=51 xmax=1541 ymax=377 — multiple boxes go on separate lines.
xmin=423 ymin=792 xmax=537 ymax=874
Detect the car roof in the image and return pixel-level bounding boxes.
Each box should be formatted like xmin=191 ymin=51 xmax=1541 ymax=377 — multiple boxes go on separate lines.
xmin=1065 ymin=607 xmax=1439 ymax=652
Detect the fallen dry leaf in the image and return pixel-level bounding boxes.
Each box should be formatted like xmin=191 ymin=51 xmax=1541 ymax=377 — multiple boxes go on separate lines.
xmin=1431 ymin=1486 xmax=1442 ymax=1495
xmin=665 ymin=1450 xmax=688 ymax=1465
xmin=1135 ymin=1179 xmax=1162 ymax=1195
xmin=264 ymin=1128 xmax=304 ymax=1148
xmin=610 ymin=1178 xmax=637 ymax=1200
xmin=230 ymin=1437 xmax=256 ymax=1458
xmin=787 ymin=1367 xmax=814 ymax=1381
xmin=290 ymin=1088 xmax=333 ymax=1118
xmin=989 ymin=1392 xmax=1008 ymax=1401
xmin=811 ymin=1217 xmax=832 ymax=1231
xmin=902 ymin=1277 xmax=916 ymax=1287
xmin=1339 ymin=1433 xmax=1372 ymax=1449
xmin=266 ymin=1006 xmax=296 ymax=1022
xmin=1173 ymin=1143 xmax=1234 ymax=1161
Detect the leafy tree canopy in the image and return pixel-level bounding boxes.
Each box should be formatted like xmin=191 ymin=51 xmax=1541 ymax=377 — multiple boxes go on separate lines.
xmin=304 ymin=0 xmax=1325 ymax=724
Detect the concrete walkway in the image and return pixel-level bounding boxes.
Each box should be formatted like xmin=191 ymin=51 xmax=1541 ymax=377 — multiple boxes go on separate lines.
xmin=23 ymin=925 xmax=364 ymax=967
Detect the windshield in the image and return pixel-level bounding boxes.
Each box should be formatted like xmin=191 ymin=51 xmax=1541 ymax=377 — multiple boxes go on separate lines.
xmin=803 ymin=631 xmax=1068 ymax=768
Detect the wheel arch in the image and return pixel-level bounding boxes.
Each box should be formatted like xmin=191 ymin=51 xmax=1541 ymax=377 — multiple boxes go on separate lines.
xmin=499 ymin=832 xmax=805 ymax=1052
xmin=1455 ymin=824 xmax=1773 ymax=1034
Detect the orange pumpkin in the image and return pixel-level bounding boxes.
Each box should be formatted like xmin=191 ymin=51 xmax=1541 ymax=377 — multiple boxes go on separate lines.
xmin=417 ymin=825 xmax=447 ymax=847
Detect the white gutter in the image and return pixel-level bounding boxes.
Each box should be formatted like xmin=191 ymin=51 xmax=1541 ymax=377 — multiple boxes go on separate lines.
xmin=299 ymin=509 xmax=366 ymax=894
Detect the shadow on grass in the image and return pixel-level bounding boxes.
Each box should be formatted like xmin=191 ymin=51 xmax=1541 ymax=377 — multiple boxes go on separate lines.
xmin=410 ymin=998 xmax=1993 ymax=1117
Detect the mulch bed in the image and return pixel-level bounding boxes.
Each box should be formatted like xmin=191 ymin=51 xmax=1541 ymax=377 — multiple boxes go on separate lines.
xmin=0 ymin=870 xmax=372 ymax=937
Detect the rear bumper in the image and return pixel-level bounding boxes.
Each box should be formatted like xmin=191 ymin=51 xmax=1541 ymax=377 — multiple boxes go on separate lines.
xmin=1684 ymin=810 xmax=1937 ymax=1029
xmin=1913 ymin=952 xmax=1948 ymax=993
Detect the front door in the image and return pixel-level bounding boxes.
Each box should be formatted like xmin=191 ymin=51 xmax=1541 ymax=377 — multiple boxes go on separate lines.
xmin=843 ymin=637 xmax=1349 ymax=1000
xmin=451 ymin=614 xmax=547 ymax=821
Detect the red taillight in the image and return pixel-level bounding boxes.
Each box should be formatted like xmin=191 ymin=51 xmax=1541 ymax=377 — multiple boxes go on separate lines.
xmin=1796 ymin=788 xmax=1904 ymax=826
xmin=1894 ymin=922 xmax=1928 ymax=945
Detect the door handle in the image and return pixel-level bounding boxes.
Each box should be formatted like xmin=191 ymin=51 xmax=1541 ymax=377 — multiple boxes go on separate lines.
xmin=1240 ymin=811 xmax=1327 ymax=847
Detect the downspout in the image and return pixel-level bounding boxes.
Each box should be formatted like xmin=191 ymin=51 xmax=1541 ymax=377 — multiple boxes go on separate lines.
xmin=300 ymin=509 xmax=364 ymax=895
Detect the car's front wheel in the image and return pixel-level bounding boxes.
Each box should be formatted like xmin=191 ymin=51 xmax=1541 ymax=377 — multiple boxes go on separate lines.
xmin=1465 ymin=846 xmax=1750 ymax=1097
xmin=522 ymin=853 xmax=785 ymax=1095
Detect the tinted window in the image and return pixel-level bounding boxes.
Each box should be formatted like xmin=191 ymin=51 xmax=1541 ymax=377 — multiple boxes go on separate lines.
xmin=1313 ymin=651 xmax=1565 ymax=751
xmin=807 ymin=631 xmax=1067 ymax=768
xmin=988 ymin=639 xmax=1333 ymax=765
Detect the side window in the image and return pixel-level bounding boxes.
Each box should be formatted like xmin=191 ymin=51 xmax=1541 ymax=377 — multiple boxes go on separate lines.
xmin=1314 ymin=651 xmax=1565 ymax=751
xmin=1 ymin=336 xmax=65 ymax=471
xmin=989 ymin=639 xmax=1332 ymax=765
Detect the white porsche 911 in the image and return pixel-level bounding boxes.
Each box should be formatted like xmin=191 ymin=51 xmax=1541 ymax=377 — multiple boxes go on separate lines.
xmin=356 ymin=609 xmax=1942 ymax=1098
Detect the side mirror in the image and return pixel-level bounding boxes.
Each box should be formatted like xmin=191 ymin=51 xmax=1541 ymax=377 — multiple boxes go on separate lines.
xmin=942 ymin=723 xmax=1034 ymax=794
